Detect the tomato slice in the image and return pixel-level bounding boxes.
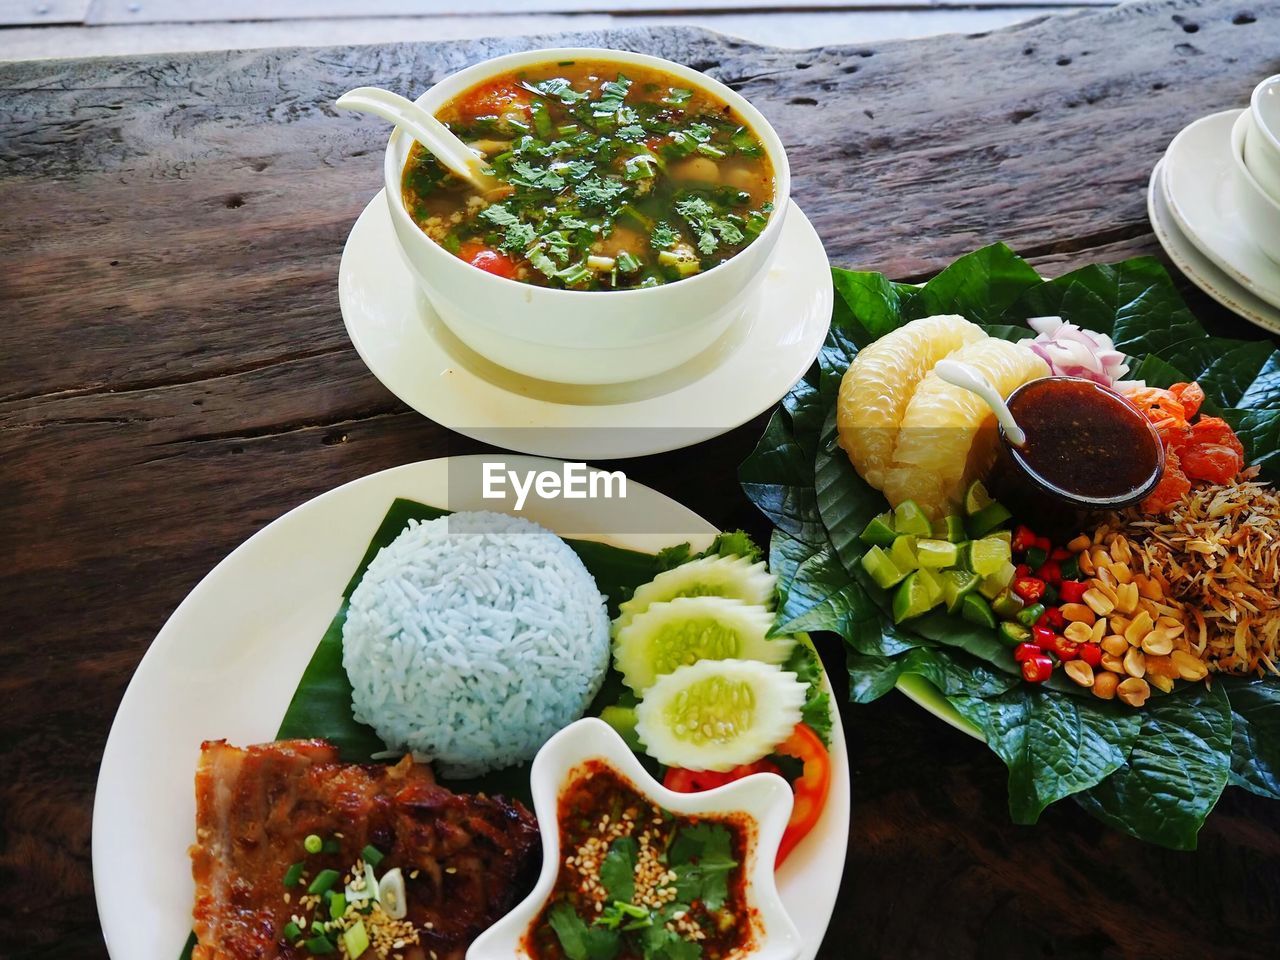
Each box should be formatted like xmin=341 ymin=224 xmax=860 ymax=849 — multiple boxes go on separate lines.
xmin=663 ymin=759 xmax=781 ymax=794
xmin=772 ymin=724 xmax=831 ymax=867
xmin=458 ymin=242 xmax=517 ymax=279
xmin=661 ymin=723 xmax=832 ymax=868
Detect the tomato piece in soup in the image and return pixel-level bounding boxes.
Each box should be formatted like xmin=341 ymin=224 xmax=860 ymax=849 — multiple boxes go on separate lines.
xmin=459 ymin=242 xmax=518 ymax=279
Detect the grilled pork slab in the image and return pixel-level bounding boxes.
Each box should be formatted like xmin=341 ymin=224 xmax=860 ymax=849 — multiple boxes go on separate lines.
xmin=190 ymin=739 xmax=539 ymax=960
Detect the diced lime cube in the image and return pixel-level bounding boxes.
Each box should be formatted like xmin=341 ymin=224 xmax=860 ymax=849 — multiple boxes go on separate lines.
xmin=941 ymin=569 xmax=981 ymax=615
xmin=979 ymin=560 xmax=1017 ymax=599
xmin=889 ymin=534 xmax=920 ymax=572
xmin=960 ymin=592 xmax=997 ymax=629
xmin=931 ymin=515 xmax=967 ymax=543
xmin=861 ymin=545 xmax=908 ymax=589
xmin=964 ymin=480 xmax=994 ymax=516
xmin=893 ymin=571 xmax=935 ymax=623
xmin=966 ymin=501 xmax=1014 ymax=538
xmin=917 ymin=538 xmax=960 ymax=569
xmin=969 ymin=537 xmax=1013 ymax=577
xmin=917 ymin=566 xmax=945 ymax=606
xmin=893 ymin=500 xmax=932 ymax=538
xmin=859 ymin=511 xmax=897 ymax=548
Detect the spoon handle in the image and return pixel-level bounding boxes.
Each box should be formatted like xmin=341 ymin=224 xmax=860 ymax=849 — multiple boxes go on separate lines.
xmin=335 ymin=86 xmax=502 ymax=194
xmin=933 ymin=358 xmax=1027 ymax=447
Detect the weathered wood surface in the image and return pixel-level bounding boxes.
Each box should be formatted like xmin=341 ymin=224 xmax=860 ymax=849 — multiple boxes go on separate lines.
xmin=3 ymin=1 xmax=1280 ymax=957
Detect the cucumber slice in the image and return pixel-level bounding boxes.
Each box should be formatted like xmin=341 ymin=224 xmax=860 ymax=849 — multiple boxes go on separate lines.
xmin=889 ymin=534 xmax=920 ymax=572
xmin=932 ymin=515 xmax=967 ymax=543
xmin=634 ymin=659 xmax=806 ymax=771
xmin=613 ymin=596 xmax=794 ymax=693
xmin=613 ymin=554 xmax=776 ymax=634
xmin=998 ymin=621 xmax=1031 ymax=646
xmin=968 ymin=537 xmax=1013 ymax=577
xmin=859 ymin=512 xmax=897 ymax=548
xmin=964 ymin=480 xmax=994 ymax=516
xmin=941 ymin=570 xmax=981 ymax=615
xmin=979 ymin=561 xmax=1017 ymax=600
xmin=893 ymin=571 xmax=937 ymax=623
xmin=917 ymin=539 xmax=960 ymax=569
xmin=893 ymin=500 xmax=932 ymax=538
xmin=966 ymin=501 xmax=1014 ymax=538
xmin=860 ymin=546 xmax=907 ymax=590
xmin=960 ymin=593 xmax=997 ymax=629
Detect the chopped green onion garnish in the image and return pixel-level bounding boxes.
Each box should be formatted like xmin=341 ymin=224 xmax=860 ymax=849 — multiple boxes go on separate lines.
xmin=303 ymin=834 xmax=323 ymax=855
xmin=615 ymin=251 xmax=641 ymax=274
xmin=305 ymin=934 xmax=336 ymax=954
xmin=311 ymin=920 xmax=326 ymax=935
xmin=342 ymin=920 xmax=370 ymax=959
xmin=557 ymin=123 xmax=579 ymax=136
xmin=329 ymin=892 xmax=347 ymax=920
xmin=308 ymin=869 xmax=340 ymax=895
xmin=283 ymin=862 xmax=305 ymax=888
xmin=283 ymin=921 xmax=301 ymax=941
xmin=321 ymin=838 xmax=341 ymax=855
xmin=360 ymin=845 xmax=384 ymax=868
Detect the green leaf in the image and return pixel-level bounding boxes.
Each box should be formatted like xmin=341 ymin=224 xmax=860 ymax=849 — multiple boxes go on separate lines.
xmin=904 ymin=243 xmax=1043 ymax=325
xmin=847 ymin=644 xmax=1016 ymax=705
xmin=785 ymin=641 xmax=834 ymax=745
xmin=1223 ymin=407 xmax=1280 ymax=483
xmin=1076 ymin=683 xmax=1233 ymax=850
xmin=548 ymin=902 xmax=621 ymax=960
xmin=600 ymin=837 xmax=637 ymax=903
xmin=1154 ymin=338 xmax=1277 ymax=408
xmin=1008 ymin=257 xmax=1206 ymax=357
xmin=829 ymin=268 xmax=909 ymax=348
xmin=1238 ymin=352 xmax=1280 ymax=409
xmin=669 ymin=822 xmax=737 ymax=911
xmin=1222 ymin=677 xmax=1280 ymax=799
xmin=772 ymin=541 xmax=874 ymax=636
xmin=739 ymin=406 xmax=823 ymax=544
xmin=949 ymin=687 xmax=1141 ymax=824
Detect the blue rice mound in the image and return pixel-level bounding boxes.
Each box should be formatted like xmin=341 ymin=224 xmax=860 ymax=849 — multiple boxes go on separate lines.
xmin=342 ymin=510 xmax=611 ymax=778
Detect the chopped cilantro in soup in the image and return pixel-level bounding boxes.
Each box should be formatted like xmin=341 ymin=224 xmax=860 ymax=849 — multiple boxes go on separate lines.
xmin=400 ymin=59 xmax=776 ymax=290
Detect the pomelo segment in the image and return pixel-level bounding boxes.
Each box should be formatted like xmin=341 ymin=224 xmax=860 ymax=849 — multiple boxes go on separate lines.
xmin=836 ymin=314 xmax=985 ymax=491
xmin=880 ymin=338 xmax=1049 ymax=518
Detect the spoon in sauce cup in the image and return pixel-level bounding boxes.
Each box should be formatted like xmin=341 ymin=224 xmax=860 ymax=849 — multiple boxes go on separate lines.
xmin=336 ymin=86 xmax=508 ymax=197
xmin=934 ymin=358 xmax=1028 ymax=446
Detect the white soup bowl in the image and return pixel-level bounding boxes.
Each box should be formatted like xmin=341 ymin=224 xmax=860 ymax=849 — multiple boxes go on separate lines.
xmin=1231 ymin=110 xmax=1280 ymax=265
xmin=1245 ymin=75 xmax=1280 ymax=203
xmin=382 ymin=47 xmax=791 ymax=385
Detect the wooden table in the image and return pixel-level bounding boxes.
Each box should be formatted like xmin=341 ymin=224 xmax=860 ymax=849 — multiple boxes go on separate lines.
xmin=3 ymin=1 xmax=1279 ymax=956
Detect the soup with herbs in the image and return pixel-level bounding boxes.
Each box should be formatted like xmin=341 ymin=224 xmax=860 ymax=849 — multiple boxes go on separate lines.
xmin=400 ymin=59 xmax=776 ymax=291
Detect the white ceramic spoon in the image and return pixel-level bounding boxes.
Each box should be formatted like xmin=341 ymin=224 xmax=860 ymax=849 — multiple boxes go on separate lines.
xmin=934 ymin=358 xmax=1027 ymax=446
xmin=336 ymin=85 xmax=506 ymax=196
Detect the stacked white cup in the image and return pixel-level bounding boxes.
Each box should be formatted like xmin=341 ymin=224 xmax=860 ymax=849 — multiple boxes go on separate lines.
xmin=1234 ymin=76 xmax=1280 ymax=264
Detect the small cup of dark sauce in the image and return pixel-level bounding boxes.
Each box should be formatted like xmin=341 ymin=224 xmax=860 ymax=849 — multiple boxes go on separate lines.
xmin=991 ymin=377 xmax=1163 ymax=533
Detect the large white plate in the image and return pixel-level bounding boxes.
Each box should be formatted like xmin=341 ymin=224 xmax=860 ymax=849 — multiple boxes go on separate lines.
xmin=1147 ymin=157 xmax=1280 ymax=337
xmin=1162 ymin=109 xmax=1280 ymax=313
xmin=93 ymin=455 xmax=850 ymax=960
xmin=339 ymin=194 xmax=833 ymax=460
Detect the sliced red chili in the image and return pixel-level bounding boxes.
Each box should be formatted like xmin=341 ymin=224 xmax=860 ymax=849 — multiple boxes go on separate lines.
xmin=1078 ymin=644 xmax=1103 ymax=667
xmin=1013 ymin=642 xmax=1043 ymax=663
xmin=1013 ymin=577 xmax=1046 ymax=603
xmin=1058 ymin=581 xmax=1088 ymax=604
xmin=1021 ymin=655 xmax=1054 ymax=683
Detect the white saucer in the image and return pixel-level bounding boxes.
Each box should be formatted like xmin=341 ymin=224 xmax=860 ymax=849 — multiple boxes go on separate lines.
xmin=338 ymin=192 xmax=833 ymax=460
xmin=1148 ymin=158 xmax=1280 ymax=336
xmin=1162 ymin=109 xmax=1280 ymax=311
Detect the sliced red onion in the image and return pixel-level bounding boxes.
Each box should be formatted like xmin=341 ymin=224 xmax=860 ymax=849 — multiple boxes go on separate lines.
xmin=1019 ymin=315 xmax=1130 ymax=387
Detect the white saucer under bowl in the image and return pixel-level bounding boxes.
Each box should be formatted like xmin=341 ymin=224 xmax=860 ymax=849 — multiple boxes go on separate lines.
xmin=338 ymin=191 xmax=833 ymax=460
xmin=1148 ymin=158 xmax=1280 ymax=336
xmin=1161 ymin=109 xmax=1280 ymax=310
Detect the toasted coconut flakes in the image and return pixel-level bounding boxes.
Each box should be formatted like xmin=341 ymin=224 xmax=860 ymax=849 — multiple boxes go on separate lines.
xmin=1091 ymin=480 xmax=1280 ymax=678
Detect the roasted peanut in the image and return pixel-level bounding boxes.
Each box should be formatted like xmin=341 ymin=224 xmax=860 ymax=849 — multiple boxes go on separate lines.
xmin=1101 ymin=652 xmax=1126 ymax=674
xmin=1171 ymin=649 xmax=1209 ymax=681
xmin=1102 ymin=635 xmax=1130 ymax=657
xmin=1117 ymin=677 xmax=1152 ymax=707
xmin=1123 ymin=647 xmax=1147 ymax=678
xmin=1065 ymin=660 xmax=1095 ymax=687
xmin=1067 ymin=534 xmax=1092 ymax=553
xmin=1090 ymin=618 xmax=1107 ymax=644
xmin=1149 ymin=674 xmax=1175 ymax=693
xmin=1082 ymin=588 xmax=1115 ymax=616
xmin=1110 ymin=536 xmax=1132 ymax=564
xmin=1093 ymin=671 xmax=1119 ymax=700
xmin=1064 ymin=621 xmax=1094 ymax=644
xmin=1061 ymin=603 xmax=1096 ymax=625
xmin=1141 ymin=630 xmax=1174 ymax=656
xmin=1124 ymin=611 xmax=1155 ymax=646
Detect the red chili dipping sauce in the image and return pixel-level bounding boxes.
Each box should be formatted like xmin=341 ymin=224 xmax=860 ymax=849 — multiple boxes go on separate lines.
xmin=1003 ymin=377 xmax=1163 ymax=505
xmin=524 ymin=761 xmax=755 ymax=960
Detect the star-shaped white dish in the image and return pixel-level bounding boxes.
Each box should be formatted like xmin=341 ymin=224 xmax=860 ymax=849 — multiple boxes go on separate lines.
xmin=467 ymin=717 xmax=803 ymax=960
